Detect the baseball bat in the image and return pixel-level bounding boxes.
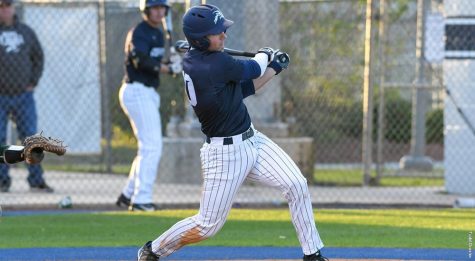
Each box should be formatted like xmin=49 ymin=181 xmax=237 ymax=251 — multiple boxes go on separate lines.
xmin=162 ymin=11 xmax=175 ymax=54
xmin=174 ymin=40 xmax=257 ymax=57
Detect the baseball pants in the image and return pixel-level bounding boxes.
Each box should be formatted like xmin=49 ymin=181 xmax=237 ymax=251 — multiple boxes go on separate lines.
xmin=150 ymin=126 xmax=324 ymax=256
xmin=0 ymin=92 xmax=44 ymax=186
xmin=119 ymin=82 xmax=163 ymax=204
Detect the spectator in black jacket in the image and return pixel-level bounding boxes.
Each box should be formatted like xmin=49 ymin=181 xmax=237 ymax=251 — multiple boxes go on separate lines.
xmin=0 ymin=0 xmax=52 ymax=193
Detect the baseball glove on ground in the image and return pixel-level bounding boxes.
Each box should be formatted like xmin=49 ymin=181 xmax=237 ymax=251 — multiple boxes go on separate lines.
xmin=22 ymin=133 xmax=67 ymax=164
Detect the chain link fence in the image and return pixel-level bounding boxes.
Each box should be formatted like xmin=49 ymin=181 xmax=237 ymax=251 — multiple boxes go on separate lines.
xmin=1 ymin=0 xmax=473 ymax=209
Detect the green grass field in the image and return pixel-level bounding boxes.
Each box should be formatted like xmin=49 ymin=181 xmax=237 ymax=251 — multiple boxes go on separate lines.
xmin=41 ymin=163 xmax=445 ymax=187
xmin=1 ymin=209 xmax=472 ymax=249
xmin=314 ymin=169 xmax=444 ymax=187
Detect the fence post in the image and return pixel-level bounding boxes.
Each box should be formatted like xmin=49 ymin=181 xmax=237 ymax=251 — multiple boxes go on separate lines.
xmin=375 ymin=0 xmax=387 ymax=184
xmin=362 ymin=0 xmax=377 ymax=186
xmin=99 ymin=0 xmax=112 ymax=173
xmin=399 ymin=0 xmax=434 ymax=172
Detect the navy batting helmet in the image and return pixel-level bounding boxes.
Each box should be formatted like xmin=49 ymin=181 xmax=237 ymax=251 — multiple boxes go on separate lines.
xmin=182 ymin=4 xmax=233 ymax=50
xmin=139 ymin=0 xmax=170 ymax=13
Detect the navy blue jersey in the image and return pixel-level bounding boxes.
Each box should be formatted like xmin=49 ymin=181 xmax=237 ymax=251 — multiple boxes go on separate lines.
xmin=124 ymin=21 xmax=165 ymax=88
xmin=183 ymin=49 xmax=261 ymax=137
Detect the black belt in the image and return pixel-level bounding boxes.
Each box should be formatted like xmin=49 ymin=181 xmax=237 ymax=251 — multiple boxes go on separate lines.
xmin=206 ymin=128 xmax=254 ymax=145
xmin=126 ymin=80 xmax=156 ymax=89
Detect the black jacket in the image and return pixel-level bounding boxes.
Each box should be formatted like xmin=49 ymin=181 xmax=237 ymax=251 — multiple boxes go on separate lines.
xmin=0 ymin=16 xmax=44 ymax=95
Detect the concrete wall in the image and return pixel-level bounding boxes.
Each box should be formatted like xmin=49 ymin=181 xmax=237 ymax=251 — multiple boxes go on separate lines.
xmin=158 ymin=137 xmax=315 ymax=184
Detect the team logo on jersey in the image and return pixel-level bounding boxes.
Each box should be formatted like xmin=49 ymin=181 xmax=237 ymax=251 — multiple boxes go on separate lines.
xmin=150 ymin=47 xmax=164 ymax=57
xmin=0 ymin=31 xmax=24 ymax=53
xmin=213 ymin=10 xmax=224 ymax=24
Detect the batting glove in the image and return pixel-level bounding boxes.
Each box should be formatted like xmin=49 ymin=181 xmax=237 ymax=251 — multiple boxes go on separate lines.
xmin=169 ymin=52 xmax=182 ymax=64
xmin=168 ymin=61 xmax=183 ymax=75
xmin=257 ymin=47 xmax=276 ymax=63
xmin=268 ymin=51 xmax=290 ymax=75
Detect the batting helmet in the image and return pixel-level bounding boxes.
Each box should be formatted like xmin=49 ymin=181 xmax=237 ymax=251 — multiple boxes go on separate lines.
xmin=139 ymin=0 xmax=170 ymax=13
xmin=182 ymin=4 xmax=233 ymax=50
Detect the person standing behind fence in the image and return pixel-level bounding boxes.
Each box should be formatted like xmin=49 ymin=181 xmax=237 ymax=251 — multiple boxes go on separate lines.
xmin=116 ymin=0 xmax=182 ymax=212
xmin=0 ymin=0 xmax=53 ymax=193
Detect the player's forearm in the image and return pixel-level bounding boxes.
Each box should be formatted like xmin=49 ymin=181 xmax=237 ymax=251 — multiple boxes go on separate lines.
xmin=252 ymin=68 xmax=276 ymax=92
xmin=133 ymin=56 xmax=172 ymax=75
xmin=159 ymin=63 xmax=173 ymax=74
xmin=130 ymin=51 xmax=164 ymax=74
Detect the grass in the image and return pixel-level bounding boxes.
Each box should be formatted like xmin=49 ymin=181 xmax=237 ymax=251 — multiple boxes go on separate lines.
xmin=46 ymin=127 xmax=444 ymax=187
xmin=0 ymin=209 xmax=472 ymax=249
xmin=42 ymin=163 xmax=130 ymax=175
xmin=314 ymin=169 xmax=444 ymax=187
xmin=39 ymin=163 xmax=445 ymax=187
xmin=41 ymin=126 xmax=445 ymax=187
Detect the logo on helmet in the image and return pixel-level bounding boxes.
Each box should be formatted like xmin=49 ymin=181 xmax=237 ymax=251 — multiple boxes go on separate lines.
xmin=213 ymin=10 xmax=224 ymax=24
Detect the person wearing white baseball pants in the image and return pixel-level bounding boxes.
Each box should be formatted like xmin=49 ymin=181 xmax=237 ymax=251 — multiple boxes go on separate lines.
xmin=119 ymin=82 xmax=162 ymax=208
xmin=138 ymin=4 xmax=327 ymax=261
xmin=149 ymin=127 xmax=324 ymax=257
xmin=115 ymin=0 xmax=182 ymax=212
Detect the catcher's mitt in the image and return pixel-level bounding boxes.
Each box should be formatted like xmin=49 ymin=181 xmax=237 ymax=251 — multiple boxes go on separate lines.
xmin=22 ymin=133 xmax=67 ymax=164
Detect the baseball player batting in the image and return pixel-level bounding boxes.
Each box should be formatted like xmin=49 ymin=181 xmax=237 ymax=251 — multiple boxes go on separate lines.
xmin=138 ymin=4 xmax=327 ymax=261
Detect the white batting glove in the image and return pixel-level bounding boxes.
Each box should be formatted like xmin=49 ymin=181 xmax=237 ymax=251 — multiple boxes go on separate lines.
xmin=168 ymin=61 xmax=183 ymax=75
xmin=257 ymin=47 xmax=276 ymax=63
xmin=169 ymin=52 xmax=182 ymax=64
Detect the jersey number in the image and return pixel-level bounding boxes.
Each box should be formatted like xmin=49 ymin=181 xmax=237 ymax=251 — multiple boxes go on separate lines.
xmin=183 ymin=72 xmax=197 ymax=106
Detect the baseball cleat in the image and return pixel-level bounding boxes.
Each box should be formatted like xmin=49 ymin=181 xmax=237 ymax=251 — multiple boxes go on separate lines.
xmin=129 ymin=203 xmax=158 ymax=212
xmin=0 ymin=179 xmax=11 ymax=192
xmin=29 ymin=182 xmax=54 ymax=193
xmin=138 ymin=241 xmax=159 ymax=260
xmin=116 ymin=193 xmax=131 ymax=207
xmin=303 ymin=250 xmax=329 ymax=261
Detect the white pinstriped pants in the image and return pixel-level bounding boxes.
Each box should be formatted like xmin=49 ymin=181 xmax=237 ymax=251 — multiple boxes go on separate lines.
xmin=151 ymin=127 xmax=324 ymax=256
xmin=119 ymin=82 xmax=163 ymax=204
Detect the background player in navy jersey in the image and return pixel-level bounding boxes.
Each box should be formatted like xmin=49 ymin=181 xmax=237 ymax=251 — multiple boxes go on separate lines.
xmin=116 ymin=0 xmax=182 ymax=212
xmin=138 ymin=4 xmax=328 ymax=261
